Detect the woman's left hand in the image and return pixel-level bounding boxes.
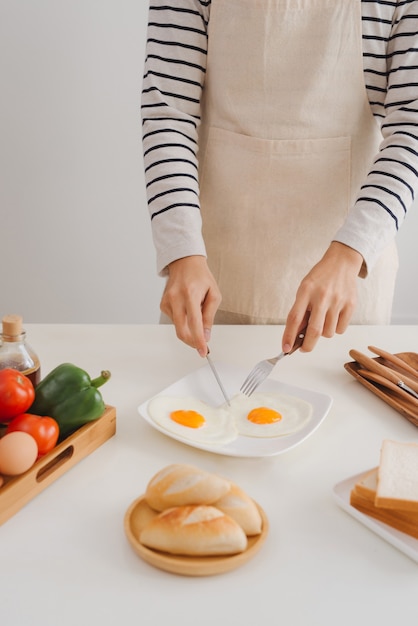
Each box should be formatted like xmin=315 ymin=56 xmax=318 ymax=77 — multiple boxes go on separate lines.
xmin=282 ymin=241 xmax=364 ymax=353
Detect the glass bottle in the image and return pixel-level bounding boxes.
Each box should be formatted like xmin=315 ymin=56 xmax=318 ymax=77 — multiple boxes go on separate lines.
xmin=0 ymin=314 xmax=41 ymax=386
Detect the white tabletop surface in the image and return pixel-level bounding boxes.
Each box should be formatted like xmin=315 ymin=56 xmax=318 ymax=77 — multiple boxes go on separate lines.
xmin=1 ymin=323 xmax=418 ymax=625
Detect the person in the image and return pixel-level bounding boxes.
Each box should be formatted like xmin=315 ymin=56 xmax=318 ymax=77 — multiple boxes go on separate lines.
xmin=141 ymin=0 xmax=418 ymax=357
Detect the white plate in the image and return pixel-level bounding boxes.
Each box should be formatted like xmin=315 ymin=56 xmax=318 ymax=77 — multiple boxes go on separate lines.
xmin=138 ymin=361 xmax=332 ymax=458
xmin=333 ymin=472 xmax=418 ymax=563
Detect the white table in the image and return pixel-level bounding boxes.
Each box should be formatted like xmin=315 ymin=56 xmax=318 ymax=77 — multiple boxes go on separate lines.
xmin=1 ymin=324 xmax=418 ymax=625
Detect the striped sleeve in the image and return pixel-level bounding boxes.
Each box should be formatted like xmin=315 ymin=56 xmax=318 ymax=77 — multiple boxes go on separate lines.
xmin=142 ymin=1 xmax=418 ymax=278
xmin=335 ymin=0 xmax=418 ymax=273
xmin=141 ymin=0 xmax=209 ymax=275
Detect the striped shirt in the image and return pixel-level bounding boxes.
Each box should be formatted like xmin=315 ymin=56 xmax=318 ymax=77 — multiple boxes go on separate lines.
xmin=142 ymin=0 xmax=418 ymax=276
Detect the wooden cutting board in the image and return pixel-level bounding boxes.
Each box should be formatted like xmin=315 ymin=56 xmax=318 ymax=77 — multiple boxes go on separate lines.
xmin=0 ymin=405 xmax=116 ymax=525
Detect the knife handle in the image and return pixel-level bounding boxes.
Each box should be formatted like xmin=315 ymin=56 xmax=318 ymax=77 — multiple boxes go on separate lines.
xmin=349 ymin=349 xmax=418 ymax=394
xmin=367 ymin=346 xmax=418 ymax=380
xmin=357 ymin=368 xmax=418 ymax=404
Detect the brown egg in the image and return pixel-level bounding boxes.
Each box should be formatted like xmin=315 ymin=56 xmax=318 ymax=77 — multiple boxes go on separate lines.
xmin=0 ymin=431 xmax=38 ymax=476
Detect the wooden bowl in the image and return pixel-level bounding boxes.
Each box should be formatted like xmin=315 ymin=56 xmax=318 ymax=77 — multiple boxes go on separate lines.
xmin=124 ymin=495 xmax=269 ymax=577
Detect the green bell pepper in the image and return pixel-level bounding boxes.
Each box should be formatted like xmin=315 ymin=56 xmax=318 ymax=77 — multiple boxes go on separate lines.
xmin=30 ymin=363 xmax=111 ymax=440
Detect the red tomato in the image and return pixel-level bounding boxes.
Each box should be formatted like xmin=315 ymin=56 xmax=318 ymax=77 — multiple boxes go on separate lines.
xmin=6 ymin=413 xmax=59 ymax=456
xmin=0 ymin=369 xmax=35 ymax=421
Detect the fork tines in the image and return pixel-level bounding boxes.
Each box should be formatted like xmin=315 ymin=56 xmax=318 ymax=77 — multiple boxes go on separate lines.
xmin=239 ymin=326 xmax=307 ymax=397
xmin=240 ymin=356 xmax=282 ymax=397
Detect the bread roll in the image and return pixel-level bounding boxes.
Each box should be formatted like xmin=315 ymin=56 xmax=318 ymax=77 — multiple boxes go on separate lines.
xmin=145 ymin=464 xmax=231 ymax=511
xmin=214 ymin=483 xmax=263 ymax=536
xmin=140 ymin=505 xmax=248 ymax=556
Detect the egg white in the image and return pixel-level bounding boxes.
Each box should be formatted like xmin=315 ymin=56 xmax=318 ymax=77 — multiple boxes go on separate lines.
xmin=147 ymin=396 xmax=238 ymax=445
xmin=224 ymin=391 xmax=313 ymax=438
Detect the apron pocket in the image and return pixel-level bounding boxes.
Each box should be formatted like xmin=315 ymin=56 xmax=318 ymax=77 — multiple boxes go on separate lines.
xmin=199 ymin=126 xmax=351 ymax=320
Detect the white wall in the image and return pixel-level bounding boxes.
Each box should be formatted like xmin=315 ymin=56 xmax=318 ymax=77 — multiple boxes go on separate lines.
xmin=0 ymin=0 xmax=162 ymax=324
xmin=391 ymin=207 xmax=418 ymax=324
xmin=0 ymin=1 xmax=417 ymax=325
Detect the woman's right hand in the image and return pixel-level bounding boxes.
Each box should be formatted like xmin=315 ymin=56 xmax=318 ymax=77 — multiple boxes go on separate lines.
xmin=160 ymin=256 xmax=222 ymax=357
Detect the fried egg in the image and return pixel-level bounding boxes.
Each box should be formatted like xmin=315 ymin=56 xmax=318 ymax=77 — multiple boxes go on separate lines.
xmin=147 ymin=389 xmax=313 ymax=445
xmin=225 ymin=391 xmax=313 ymax=438
xmin=147 ymin=396 xmax=238 ymax=445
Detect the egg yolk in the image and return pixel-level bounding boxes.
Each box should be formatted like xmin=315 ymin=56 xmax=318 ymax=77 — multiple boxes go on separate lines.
xmin=247 ymin=407 xmax=282 ymax=424
xmin=170 ymin=410 xmax=206 ymax=429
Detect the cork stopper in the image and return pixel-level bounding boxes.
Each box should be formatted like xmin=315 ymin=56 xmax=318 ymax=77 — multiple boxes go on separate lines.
xmin=2 ymin=314 xmax=23 ymax=338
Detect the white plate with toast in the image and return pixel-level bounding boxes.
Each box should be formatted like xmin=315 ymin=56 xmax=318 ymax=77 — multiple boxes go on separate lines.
xmin=333 ymin=472 xmax=418 ymax=563
xmin=138 ymin=362 xmax=333 ymax=457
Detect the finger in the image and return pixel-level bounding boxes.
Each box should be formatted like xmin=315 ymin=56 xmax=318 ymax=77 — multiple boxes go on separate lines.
xmin=322 ymin=309 xmax=339 ymax=338
xmin=201 ymin=289 xmax=222 ymax=344
xmin=170 ymin=306 xmax=195 ymax=349
xmin=182 ymin=297 xmax=208 ymax=357
xmin=189 ymin=319 xmax=208 ymax=357
xmin=335 ymin=305 xmax=353 ymax=334
xmin=160 ymin=297 xmax=173 ymax=320
xmin=164 ymin=291 xmax=199 ymax=351
xmin=298 ymin=314 xmax=322 ymax=352
xmin=282 ymin=309 xmax=310 ymax=353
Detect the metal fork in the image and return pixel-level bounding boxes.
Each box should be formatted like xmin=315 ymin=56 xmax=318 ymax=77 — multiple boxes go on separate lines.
xmin=240 ymin=327 xmax=307 ymax=396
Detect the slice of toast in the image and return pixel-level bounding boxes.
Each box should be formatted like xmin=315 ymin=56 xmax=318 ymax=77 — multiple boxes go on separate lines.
xmin=375 ymin=440 xmax=418 ymax=512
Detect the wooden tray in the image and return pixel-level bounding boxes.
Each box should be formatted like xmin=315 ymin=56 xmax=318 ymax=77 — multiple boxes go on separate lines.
xmin=344 ymin=352 xmax=418 ymax=427
xmin=0 ymin=405 xmax=116 ymax=525
xmin=124 ymin=496 xmax=269 ymax=577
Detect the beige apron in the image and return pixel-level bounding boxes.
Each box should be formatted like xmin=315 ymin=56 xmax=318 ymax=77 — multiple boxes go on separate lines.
xmin=198 ymin=0 xmax=398 ymax=324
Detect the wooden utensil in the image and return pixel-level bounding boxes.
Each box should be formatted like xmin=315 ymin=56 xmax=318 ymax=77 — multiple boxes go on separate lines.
xmin=367 ymin=346 xmax=418 ymax=379
xmin=349 ymin=349 xmax=418 ymax=396
xmin=344 ymin=352 xmax=418 ymax=427
xmin=357 ymin=368 xmax=418 ymax=405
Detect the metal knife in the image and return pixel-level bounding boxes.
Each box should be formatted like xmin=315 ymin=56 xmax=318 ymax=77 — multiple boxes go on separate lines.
xmin=206 ymin=351 xmax=230 ymax=405
xmin=358 ymin=368 xmax=418 ymax=401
